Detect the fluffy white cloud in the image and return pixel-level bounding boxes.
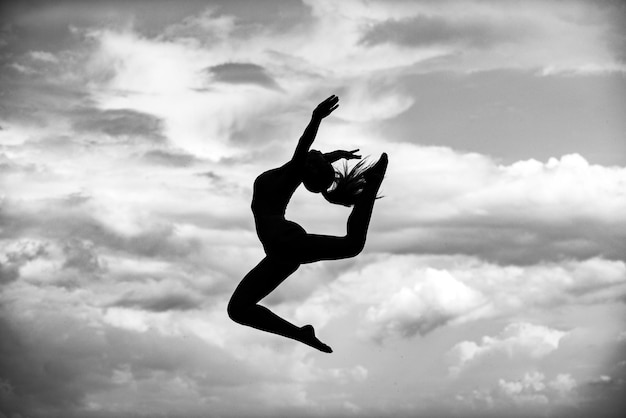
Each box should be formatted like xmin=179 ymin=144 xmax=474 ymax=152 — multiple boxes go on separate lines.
xmin=365 ymin=267 xmax=486 ymax=339
xmin=376 ymin=145 xmax=626 ymax=263
xmin=447 ymin=323 xmax=568 ymax=376
xmin=454 ymin=371 xmax=580 ymax=415
xmin=549 ymin=373 xmax=577 ymax=396
xmin=497 ymin=372 xmax=550 ymax=406
xmin=294 ymin=254 xmax=625 ymax=342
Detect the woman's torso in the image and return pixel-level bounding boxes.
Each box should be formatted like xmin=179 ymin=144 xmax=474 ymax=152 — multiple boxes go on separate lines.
xmin=251 ymin=161 xmax=305 ymax=251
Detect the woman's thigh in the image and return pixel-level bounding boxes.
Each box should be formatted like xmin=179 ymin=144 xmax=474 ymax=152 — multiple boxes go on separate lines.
xmin=232 ymin=256 xmax=300 ymax=306
xmin=261 ymin=221 xmax=361 ymax=264
xmin=291 ymin=233 xmax=361 ymax=264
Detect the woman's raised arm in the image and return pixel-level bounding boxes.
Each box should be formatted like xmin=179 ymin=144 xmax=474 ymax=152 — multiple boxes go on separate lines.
xmin=291 ymin=95 xmax=339 ymax=165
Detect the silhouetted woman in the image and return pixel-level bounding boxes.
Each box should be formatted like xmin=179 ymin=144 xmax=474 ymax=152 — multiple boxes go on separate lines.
xmin=228 ymin=95 xmax=388 ymax=353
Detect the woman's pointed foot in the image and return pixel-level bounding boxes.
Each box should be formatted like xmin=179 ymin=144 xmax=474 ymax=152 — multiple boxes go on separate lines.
xmin=300 ymin=325 xmax=333 ymax=353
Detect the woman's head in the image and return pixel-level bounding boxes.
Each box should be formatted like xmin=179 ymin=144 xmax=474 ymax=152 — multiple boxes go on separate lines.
xmin=302 ymin=150 xmax=334 ymax=193
xmin=322 ymin=158 xmax=376 ymax=207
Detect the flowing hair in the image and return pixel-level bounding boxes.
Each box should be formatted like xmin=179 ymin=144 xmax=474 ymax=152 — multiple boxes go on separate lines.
xmin=322 ymin=158 xmax=379 ymax=207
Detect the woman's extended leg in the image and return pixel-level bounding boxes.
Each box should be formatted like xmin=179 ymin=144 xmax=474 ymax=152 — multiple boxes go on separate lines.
xmin=227 ymin=256 xmax=332 ymax=353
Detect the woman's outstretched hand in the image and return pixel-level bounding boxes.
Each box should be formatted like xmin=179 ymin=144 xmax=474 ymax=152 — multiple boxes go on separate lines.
xmin=312 ymin=95 xmax=339 ymax=120
xmin=339 ymin=149 xmax=361 ymax=160
xmin=323 ymin=149 xmax=361 ymax=163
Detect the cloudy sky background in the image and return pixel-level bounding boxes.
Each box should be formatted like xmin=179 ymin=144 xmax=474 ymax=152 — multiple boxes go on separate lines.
xmin=1 ymin=0 xmax=625 ymax=417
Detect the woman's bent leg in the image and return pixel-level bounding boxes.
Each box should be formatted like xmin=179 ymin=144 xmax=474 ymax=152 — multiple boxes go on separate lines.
xmin=228 ymin=257 xmax=300 ymax=334
xmin=228 ymin=257 xmax=332 ymax=353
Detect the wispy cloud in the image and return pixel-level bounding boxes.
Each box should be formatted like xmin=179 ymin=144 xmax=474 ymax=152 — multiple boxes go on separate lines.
xmin=360 ymin=14 xmax=529 ymax=48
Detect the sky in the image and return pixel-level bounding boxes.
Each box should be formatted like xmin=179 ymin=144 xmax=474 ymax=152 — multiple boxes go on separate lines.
xmin=1 ymin=0 xmax=625 ymax=417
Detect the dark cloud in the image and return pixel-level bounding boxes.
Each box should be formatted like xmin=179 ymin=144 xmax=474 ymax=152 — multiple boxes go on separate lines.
xmin=197 ymin=170 xmax=227 ymax=186
xmin=1 ymin=67 xmax=89 ymax=128
xmin=62 ymin=238 xmax=103 ymax=273
xmin=0 ymin=314 xmax=106 ymax=417
xmin=111 ymin=292 xmax=202 ymax=312
xmin=61 ymin=192 xmax=91 ymax=207
xmin=198 ymin=170 xmax=222 ymax=181
xmin=0 ymin=0 xmax=212 ymax=54
xmin=0 ymin=262 xmax=19 ymax=284
xmin=196 ymin=170 xmax=244 ymax=195
xmin=206 ymin=63 xmax=281 ymax=90
xmin=380 ymin=312 xmax=453 ymax=341
xmin=0 ymin=240 xmax=48 ymax=284
xmin=576 ymin=370 xmax=626 ymax=418
xmin=0 ymin=308 xmax=260 ymax=418
xmin=73 ymin=108 xmax=166 ymax=142
xmin=381 ymin=217 xmax=626 ymax=265
xmin=360 ymin=14 xmax=527 ymax=49
xmin=142 ymin=149 xmax=201 ymax=166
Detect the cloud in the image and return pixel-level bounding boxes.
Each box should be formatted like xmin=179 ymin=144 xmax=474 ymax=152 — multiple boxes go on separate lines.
xmin=207 ymin=62 xmax=282 ymax=90
xmin=0 ymin=306 xmax=261 ymax=418
xmin=72 ymin=107 xmax=165 ymax=142
xmin=375 ymin=147 xmax=626 ymax=264
xmin=298 ymin=254 xmax=625 ymax=342
xmin=61 ymin=238 xmax=103 ymax=273
xmin=0 ymin=239 xmax=49 ymax=284
xmin=0 ymin=194 xmax=204 ymax=263
xmin=365 ymin=267 xmax=486 ymax=339
xmin=549 ymin=373 xmax=578 ymax=396
xmin=360 ymin=14 xmax=528 ymax=49
xmin=456 ymin=366 xmax=626 ymax=417
xmin=497 ymin=372 xmax=551 ymax=407
xmin=112 ymin=293 xmax=200 ymax=312
xmin=211 ymin=0 xmax=314 ymax=35
xmin=457 ymin=371 xmax=579 ymax=414
xmin=29 ymin=50 xmax=59 ymax=63
xmin=142 ymin=149 xmax=201 ymax=166
xmin=0 ymin=153 xmax=38 ymax=174
xmin=303 ymin=0 xmax=626 ymax=74
xmin=447 ymin=323 xmax=568 ymax=376
xmin=109 ymin=278 xmax=204 ymax=312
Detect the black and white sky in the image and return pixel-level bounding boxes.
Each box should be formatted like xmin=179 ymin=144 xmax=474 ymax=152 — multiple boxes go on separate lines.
xmin=1 ymin=1 xmax=625 ymax=417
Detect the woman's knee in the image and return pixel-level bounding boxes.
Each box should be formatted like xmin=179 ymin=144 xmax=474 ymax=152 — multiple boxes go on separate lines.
xmin=227 ymin=294 xmax=250 ymax=324
xmin=344 ymin=236 xmax=366 ymax=258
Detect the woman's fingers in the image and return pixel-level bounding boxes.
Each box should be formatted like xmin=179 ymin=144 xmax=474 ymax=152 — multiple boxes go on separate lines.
xmin=313 ymin=95 xmax=339 ymax=118
xmin=342 ymin=149 xmax=361 ymax=159
xmin=322 ymin=95 xmax=338 ymax=106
